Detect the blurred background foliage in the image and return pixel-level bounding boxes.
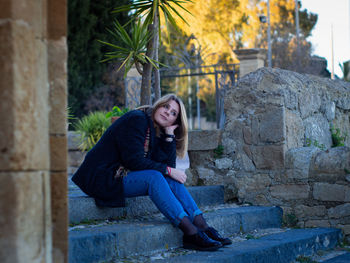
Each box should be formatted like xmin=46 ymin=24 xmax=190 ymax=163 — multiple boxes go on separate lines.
xmin=68 ymin=0 xmax=328 ymax=129
xmin=68 ymin=0 xmax=131 ymax=118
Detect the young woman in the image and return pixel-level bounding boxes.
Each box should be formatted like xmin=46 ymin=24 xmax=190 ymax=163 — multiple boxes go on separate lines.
xmin=72 ymin=94 xmax=231 ymax=251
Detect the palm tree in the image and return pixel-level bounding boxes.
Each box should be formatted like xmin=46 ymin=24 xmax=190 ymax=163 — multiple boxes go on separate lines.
xmin=100 ymin=0 xmax=193 ymax=105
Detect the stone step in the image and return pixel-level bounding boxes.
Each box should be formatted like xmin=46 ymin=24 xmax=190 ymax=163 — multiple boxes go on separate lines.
xmin=322 ymin=252 xmax=350 ymax=263
xmin=69 ymin=184 xmax=225 ymax=224
xmin=153 ymin=228 xmax=341 ymax=263
xmin=68 ymin=206 xmax=283 ymax=263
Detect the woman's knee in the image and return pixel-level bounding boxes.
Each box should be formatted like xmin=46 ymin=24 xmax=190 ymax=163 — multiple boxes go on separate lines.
xmin=143 ymin=170 xmax=166 ymax=185
xmin=165 ymin=176 xmax=185 ymax=189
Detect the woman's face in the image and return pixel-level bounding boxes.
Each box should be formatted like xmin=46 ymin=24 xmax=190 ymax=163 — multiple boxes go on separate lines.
xmin=154 ymin=100 xmax=180 ymax=128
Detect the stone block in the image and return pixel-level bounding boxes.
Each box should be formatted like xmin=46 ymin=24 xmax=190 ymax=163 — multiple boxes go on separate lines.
xmin=68 ymin=131 xmax=81 ymax=150
xmin=233 ymin=153 xmax=256 ymax=172
xmin=0 ymin=0 xmax=47 ymax=38
xmin=321 ymin=101 xmax=336 ymax=121
xmin=48 ymin=38 xmax=67 ymax=135
xmin=285 ymin=147 xmax=320 ymax=179
xmin=328 ymin=203 xmax=350 ymax=219
xmin=285 ymin=110 xmax=304 ymax=149
xmin=243 ymin=127 xmax=252 ymax=145
xmin=188 ymin=150 xmax=212 ymax=168
xmin=270 ymin=184 xmax=309 ymax=200
xmin=188 ymin=129 xmax=221 ymax=151
xmin=184 ymin=168 xmax=198 ymax=186
xmin=197 ymin=167 xmax=223 ymax=185
xmin=47 ymin=0 xmax=67 ymax=39
xmin=50 ymin=135 xmax=67 ymax=171
xmin=0 ymin=21 xmax=50 ymax=171
xmin=68 ymin=151 xmax=86 ymax=168
xmin=257 ymin=106 xmax=285 ymax=143
xmin=311 ymin=147 xmax=350 ymax=174
xmin=294 ymin=205 xmax=327 ymax=219
xmin=233 ymin=173 xmax=271 ymax=201
xmin=303 ymin=114 xmax=332 ymax=149
xmin=48 ymin=38 xmax=67 ymax=80
xmin=299 ymin=89 xmax=321 ymax=118
xmin=0 ymin=171 xmax=48 ymax=263
xmin=284 ymin=89 xmax=298 ymax=110
xmin=51 ymin=171 xmax=68 ymax=263
xmin=215 ymin=158 xmax=233 ymax=170
xmin=332 ymin=115 xmax=350 ymax=147
xmin=313 ymin=183 xmax=349 ymax=202
xmin=305 ymin=220 xmax=330 ymax=228
xmin=49 ymin=78 xmax=67 ymax=134
xmin=251 ymin=145 xmax=285 ymax=169
xmin=338 ymin=225 xmax=350 ymax=235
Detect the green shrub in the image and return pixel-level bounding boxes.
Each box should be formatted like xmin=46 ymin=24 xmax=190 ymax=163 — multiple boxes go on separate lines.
xmin=213 ymin=145 xmax=224 ymax=159
xmin=330 ymin=126 xmax=347 ymax=147
xmin=305 ymin=138 xmax=326 ymax=150
xmin=74 ymin=111 xmax=111 ymax=151
xmin=105 ymin=106 xmax=129 ymax=118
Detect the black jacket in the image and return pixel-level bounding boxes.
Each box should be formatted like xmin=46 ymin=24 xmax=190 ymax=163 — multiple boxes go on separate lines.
xmin=72 ymin=109 xmax=177 ymax=207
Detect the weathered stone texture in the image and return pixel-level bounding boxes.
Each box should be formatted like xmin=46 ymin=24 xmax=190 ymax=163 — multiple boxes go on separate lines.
xmin=285 ymin=110 xmax=304 ymax=148
xmin=285 ymin=147 xmax=320 ymax=179
xmin=188 ymin=130 xmax=221 ymax=151
xmin=294 ymin=205 xmax=327 ymax=219
xmin=183 ymin=67 xmax=350 ymax=238
xmin=270 ymin=184 xmax=309 ymax=200
xmin=303 ymin=114 xmax=332 ymax=149
xmin=47 ymin=0 xmax=66 ymax=39
xmin=48 ymin=38 xmax=68 ymax=134
xmin=298 ymin=89 xmax=322 ymax=118
xmin=233 ymin=173 xmax=271 ymax=201
xmin=197 ymin=167 xmax=220 ymax=185
xmin=0 ymin=172 xmax=49 ymax=263
xmin=51 ymin=172 xmax=68 ymax=263
xmin=50 ymin=135 xmax=68 ymax=171
xmin=68 ymin=151 xmax=86 ymax=168
xmin=305 ymin=220 xmax=330 ymax=228
xmin=0 ymin=21 xmax=50 ymax=171
xmin=255 ymin=106 xmax=285 ymax=143
xmin=313 ymin=183 xmax=350 ymax=202
xmin=251 ymin=145 xmax=285 ymax=169
xmin=68 ymin=131 xmax=81 ymax=150
xmin=0 ymin=0 xmax=47 ymax=37
xmin=328 ymin=203 xmax=350 ymax=219
xmin=215 ymin=158 xmax=233 ymax=170
xmin=311 ymin=147 xmax=350 ymax=174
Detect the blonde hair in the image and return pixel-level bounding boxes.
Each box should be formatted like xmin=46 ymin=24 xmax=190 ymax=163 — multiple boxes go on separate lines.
xmin=151 ymin=94 xmax=188 ymax=158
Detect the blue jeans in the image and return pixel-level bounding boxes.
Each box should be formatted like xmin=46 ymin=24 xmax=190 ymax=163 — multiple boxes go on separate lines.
xmin=123 ymin=170 xmax=202 ymax=226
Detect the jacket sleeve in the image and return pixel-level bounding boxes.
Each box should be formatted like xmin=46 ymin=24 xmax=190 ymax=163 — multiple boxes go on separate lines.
xmin=116 ymin=113 xmax=167 ymax=174
xmin=158 ymin=136 xmax=177 ymax=168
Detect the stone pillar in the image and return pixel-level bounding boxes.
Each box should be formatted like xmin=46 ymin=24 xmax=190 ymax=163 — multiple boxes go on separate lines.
xmin=125 ymin=66 xmax=142 ymax=109
xmin=234 ymin=48 xmax=266 ymax=78
xmin=47 ymin=0 xmax=68 ymax=262
xmin=0 ymin=1 xmax=52 ymax=262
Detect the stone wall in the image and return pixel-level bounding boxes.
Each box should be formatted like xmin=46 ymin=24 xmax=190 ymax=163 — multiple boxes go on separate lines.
xmin=187 ymin=67 xmax=350 ymax=238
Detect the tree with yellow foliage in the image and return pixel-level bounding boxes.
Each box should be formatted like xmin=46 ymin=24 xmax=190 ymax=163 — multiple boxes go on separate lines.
xmin=167 ymin=0 xmax=317 ymax=68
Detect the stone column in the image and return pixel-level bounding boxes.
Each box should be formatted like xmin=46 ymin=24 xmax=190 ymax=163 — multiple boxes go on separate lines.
xmin=0 ymin=1 xmax=52 ymax=262
xmin=47 ymin=0 xmax=68 ymax=262
xmin=234 ymin=48 xmax=267 ymax=78
xmin=125 ymin=66 xmax=142 ymax=109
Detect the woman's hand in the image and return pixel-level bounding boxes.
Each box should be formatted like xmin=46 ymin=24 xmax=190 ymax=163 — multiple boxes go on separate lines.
xmin=165 ymin=124 xmax=178 ymax=135
xmin=168 ymin=168 xmax=187 ymax=184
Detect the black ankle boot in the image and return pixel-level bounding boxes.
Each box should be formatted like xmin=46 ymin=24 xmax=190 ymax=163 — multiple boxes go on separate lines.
xmin=183 ymin=231 xmax=222 ymax=251
xmin=204 ymin=227 xmax=232 ymax=246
